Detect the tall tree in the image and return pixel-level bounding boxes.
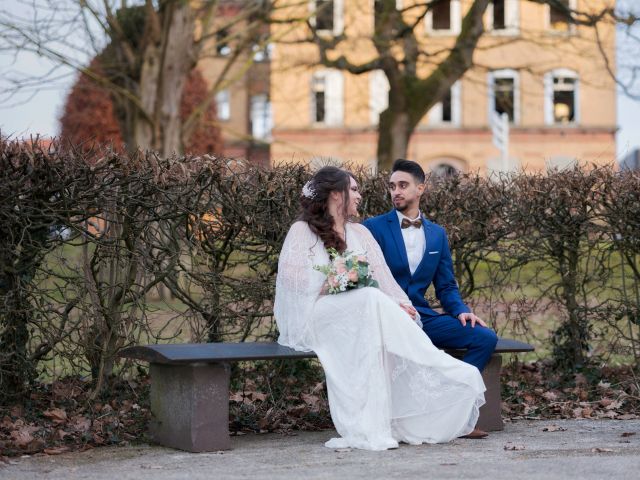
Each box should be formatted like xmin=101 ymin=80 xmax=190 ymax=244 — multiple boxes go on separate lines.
xmin=0 ymin=0 xmax=269 ymax=156
xmin=59 ymin=59 xmax=221 ymax=155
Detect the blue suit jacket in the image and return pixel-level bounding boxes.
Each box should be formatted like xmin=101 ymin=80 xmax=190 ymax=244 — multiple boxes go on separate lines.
xmin=363 ymin=210 xmax=470 ymax=320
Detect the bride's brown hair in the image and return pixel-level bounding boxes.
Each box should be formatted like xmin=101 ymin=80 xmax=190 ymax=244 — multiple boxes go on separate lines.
xmin=299 ymin=166 xmax=353 ymax=253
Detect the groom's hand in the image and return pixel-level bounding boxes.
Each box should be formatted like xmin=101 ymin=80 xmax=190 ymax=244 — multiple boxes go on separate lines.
xmin=457 ymin=312 xmax=487 ymax=328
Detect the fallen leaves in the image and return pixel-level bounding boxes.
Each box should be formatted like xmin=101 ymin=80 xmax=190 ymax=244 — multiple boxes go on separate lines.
xmin=1 ymin=360 xmax=638 ymax=459
xmin=43 ymin=408 xmax=67 ymax=425
xmin=226 ymin=362 xmax=333 ymax=437
xmin=286 ymin=404 xmax=310 ymax=418
xmin=616 ymin=414 xmax=638 ymax=420
xmin=504 ymin=442 xmax=526 ymax=451
xmin=542 ymin=425 xmax=567 ymax=432
xmin=229 ymin=390 xmax=268 ymax=404
xmin=10 ymin=424 xmax=41 ymax=449
xmin=68 ymin=415 xmax=91 ymax=433
xmin=501 ymin=363 xmax=639 ymax=421
xmin=43 ymin=446 xmax=70 ymax=455
xmin=0 ymin=377 xmax=151 ymax=457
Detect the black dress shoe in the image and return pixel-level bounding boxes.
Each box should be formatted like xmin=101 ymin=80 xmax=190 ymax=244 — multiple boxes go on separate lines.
xmin=459 ymin=428 xmax=489 ymax=439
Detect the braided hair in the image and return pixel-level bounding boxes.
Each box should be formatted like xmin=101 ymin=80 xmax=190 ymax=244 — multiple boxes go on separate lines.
xmin=299 ymin=166 xmax=352 ymax=253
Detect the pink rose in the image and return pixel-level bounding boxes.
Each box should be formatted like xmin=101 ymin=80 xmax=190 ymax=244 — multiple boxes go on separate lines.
xmin=348 ymin=270 xmax=359 ymax=282
xmin=335 ymin=264 xmax=348 ymax=275
xmin=328 ymin=275 xmax=340 ymax=288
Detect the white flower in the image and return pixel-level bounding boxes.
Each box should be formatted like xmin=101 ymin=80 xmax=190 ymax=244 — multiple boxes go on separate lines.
xmin=301 ymin=181 xmax=316 ymax=199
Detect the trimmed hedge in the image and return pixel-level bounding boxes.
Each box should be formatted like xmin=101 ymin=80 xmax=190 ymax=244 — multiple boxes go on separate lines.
xmin=1 ymin=138 xmax=638 ymax=401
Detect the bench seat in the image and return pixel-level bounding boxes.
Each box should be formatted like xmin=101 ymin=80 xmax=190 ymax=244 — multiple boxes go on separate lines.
xmin=120 ymin=339 xmax=534 ymax=452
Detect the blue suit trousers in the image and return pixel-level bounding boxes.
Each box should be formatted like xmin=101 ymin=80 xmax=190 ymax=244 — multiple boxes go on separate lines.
xmin=422 ymin=314 xmax=498 ymax=372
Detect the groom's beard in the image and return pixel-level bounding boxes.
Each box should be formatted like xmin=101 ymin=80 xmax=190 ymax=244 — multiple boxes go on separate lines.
xmin=393 ymin=199 xmax=408 ymax=212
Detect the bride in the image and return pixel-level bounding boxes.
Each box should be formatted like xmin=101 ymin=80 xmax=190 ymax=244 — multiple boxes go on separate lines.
xmin=274 ymin=166 xmax=486 ymax=451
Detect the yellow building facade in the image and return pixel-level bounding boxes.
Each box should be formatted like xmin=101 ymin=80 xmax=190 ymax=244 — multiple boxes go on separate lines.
xmin=197 ymin=1 xmax=272 ymax=166
xmin=270 ymin=0 xmax=617 ymax=174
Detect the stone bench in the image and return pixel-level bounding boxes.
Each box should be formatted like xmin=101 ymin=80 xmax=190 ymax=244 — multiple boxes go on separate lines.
xmin=120 ymin=339 xmax=534 ymax=452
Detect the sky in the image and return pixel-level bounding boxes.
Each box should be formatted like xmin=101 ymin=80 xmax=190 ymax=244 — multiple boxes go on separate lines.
xmin=1 ymin=1 xmax=639 ymax=162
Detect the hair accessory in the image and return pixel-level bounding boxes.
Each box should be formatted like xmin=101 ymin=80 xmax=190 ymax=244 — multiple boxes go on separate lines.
xmin=301 ymin=180 xmax=316 ymax=199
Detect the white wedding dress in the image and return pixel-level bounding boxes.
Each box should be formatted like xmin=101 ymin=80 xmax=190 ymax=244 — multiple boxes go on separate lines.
xmin=274 ymin=221 xmax=486 ymax=450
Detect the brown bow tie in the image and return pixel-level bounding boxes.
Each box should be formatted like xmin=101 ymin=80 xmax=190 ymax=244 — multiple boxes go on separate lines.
xmin=401 ymin=218 xmax=422 ymax=229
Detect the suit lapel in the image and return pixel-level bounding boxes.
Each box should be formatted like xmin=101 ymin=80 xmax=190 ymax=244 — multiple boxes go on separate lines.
xmin=385 ymin=210 xmax=410 ymax=275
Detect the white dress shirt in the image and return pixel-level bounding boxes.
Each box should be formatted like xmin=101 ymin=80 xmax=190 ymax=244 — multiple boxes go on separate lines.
xmin=396 ymin=210 xmax=426 ymax=275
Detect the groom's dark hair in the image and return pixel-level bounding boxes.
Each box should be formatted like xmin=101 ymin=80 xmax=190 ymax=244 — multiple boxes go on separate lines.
xmin=392 ymin=159 xmax=425 ymax=184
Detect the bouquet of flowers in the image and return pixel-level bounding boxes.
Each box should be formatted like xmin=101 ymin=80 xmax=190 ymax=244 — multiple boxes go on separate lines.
xmin=314 ymin=248 xmax=379 ymax=294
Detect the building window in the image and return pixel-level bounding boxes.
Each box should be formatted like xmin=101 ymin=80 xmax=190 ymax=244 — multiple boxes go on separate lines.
xmin=488 ymin=0 xmax=519 ymax=33
xmin=489 ymin=69 xmax=519 ymax=124
xmin=311 ymin=0 xmax=344 ymax=35
xmin=433 ymin=163 xmax=458 ymax=177
xmin=432 ymin=1 xmax=451 ymax=30
xmin=312 ymin=76 xmax=326 ymax=123
xmin=216 ymin=28 xmax=231 ymax=56
xmin=494 ymin=78 xmax=514 ymax=120
xmin=252 ymin=43 xmax=273 ymax=62
xmin=426 ymin=157 xmax=467 ymax=176
xmin=315 ymin=0 xmax=333 ymax=31
xmin=429 ymin=82 xmax=461 ymax=126
xmin=545 ymin=69 xmax=579 ymax=125
xmin=493 ymin=0 xmax=505 ymax=29
xmin=426 ymin=0 xmax=461 ymax=34
xmin=548 ymin=0 xmax=576 ymax=33
xmin=311 ymin=70 xmax=343 ymax=126
xmin=369 ymin=69 xmax=389 ymax=125
xmin=250 ymin=94 xmax=272 ymax=140
xmin=215 ymin=90 xmax=230 ymax=121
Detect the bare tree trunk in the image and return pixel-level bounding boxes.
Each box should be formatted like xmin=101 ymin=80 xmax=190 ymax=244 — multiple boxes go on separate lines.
xmin=155 ymin=2 xmax=196 ymax=157
xmin=111 ymin=1 xmax=197 ymax=157
xmin=377 ymin=109 xmax=412 ymax=171
xmin=313 ymin=0 xmax=491 ymax=170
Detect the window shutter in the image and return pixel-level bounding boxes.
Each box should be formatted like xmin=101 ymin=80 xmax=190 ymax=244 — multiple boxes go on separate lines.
xmin=506 ymin=0 xmax=519 ymax=31
xmin=430 ymin=102 xmax=444 ymax=124
xmin=369 ymin=70 xmax=389 ymax=125
xmin=451 ymin=0 xmax=462 ymax=34
xmin=325 ymin=70 xmax=344 ymax=125
xmin=333 ymin=0 xmax=344 ymax=35
xmin=543 ymin=72 xmax=553 ymax=125
xmin=250 ymin=94 xmax=272 ymax=140
xmin=451 ymin=81 xmax=461 ymax=125
xmin=215 ymin=90 xmax=231 ymax=121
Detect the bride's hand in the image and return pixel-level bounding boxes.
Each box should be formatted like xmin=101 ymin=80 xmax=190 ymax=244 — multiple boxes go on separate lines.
xmin=399 ymin=303 xmax=417 ymax=318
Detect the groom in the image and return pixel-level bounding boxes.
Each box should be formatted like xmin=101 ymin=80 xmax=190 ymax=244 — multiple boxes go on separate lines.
xmin=363 ymin=159 xmax=498 ymax=373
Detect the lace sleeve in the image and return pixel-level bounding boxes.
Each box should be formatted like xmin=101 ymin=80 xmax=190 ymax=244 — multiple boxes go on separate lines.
xmin=353 ymin=224 xmax=421 ymax=323
xmin=274 ymin=221 xmax=327 ymax=351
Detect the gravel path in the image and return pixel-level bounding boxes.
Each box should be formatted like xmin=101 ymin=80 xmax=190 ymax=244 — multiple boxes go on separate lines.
xmin=2 ymin=419 xmax=639 ymax=480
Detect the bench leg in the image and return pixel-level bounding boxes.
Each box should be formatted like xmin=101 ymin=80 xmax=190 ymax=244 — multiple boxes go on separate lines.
xmin=149 ymin=362 xmax=231 ymax=452
xmin=476 ymin=354 xmax=504 ymax=432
